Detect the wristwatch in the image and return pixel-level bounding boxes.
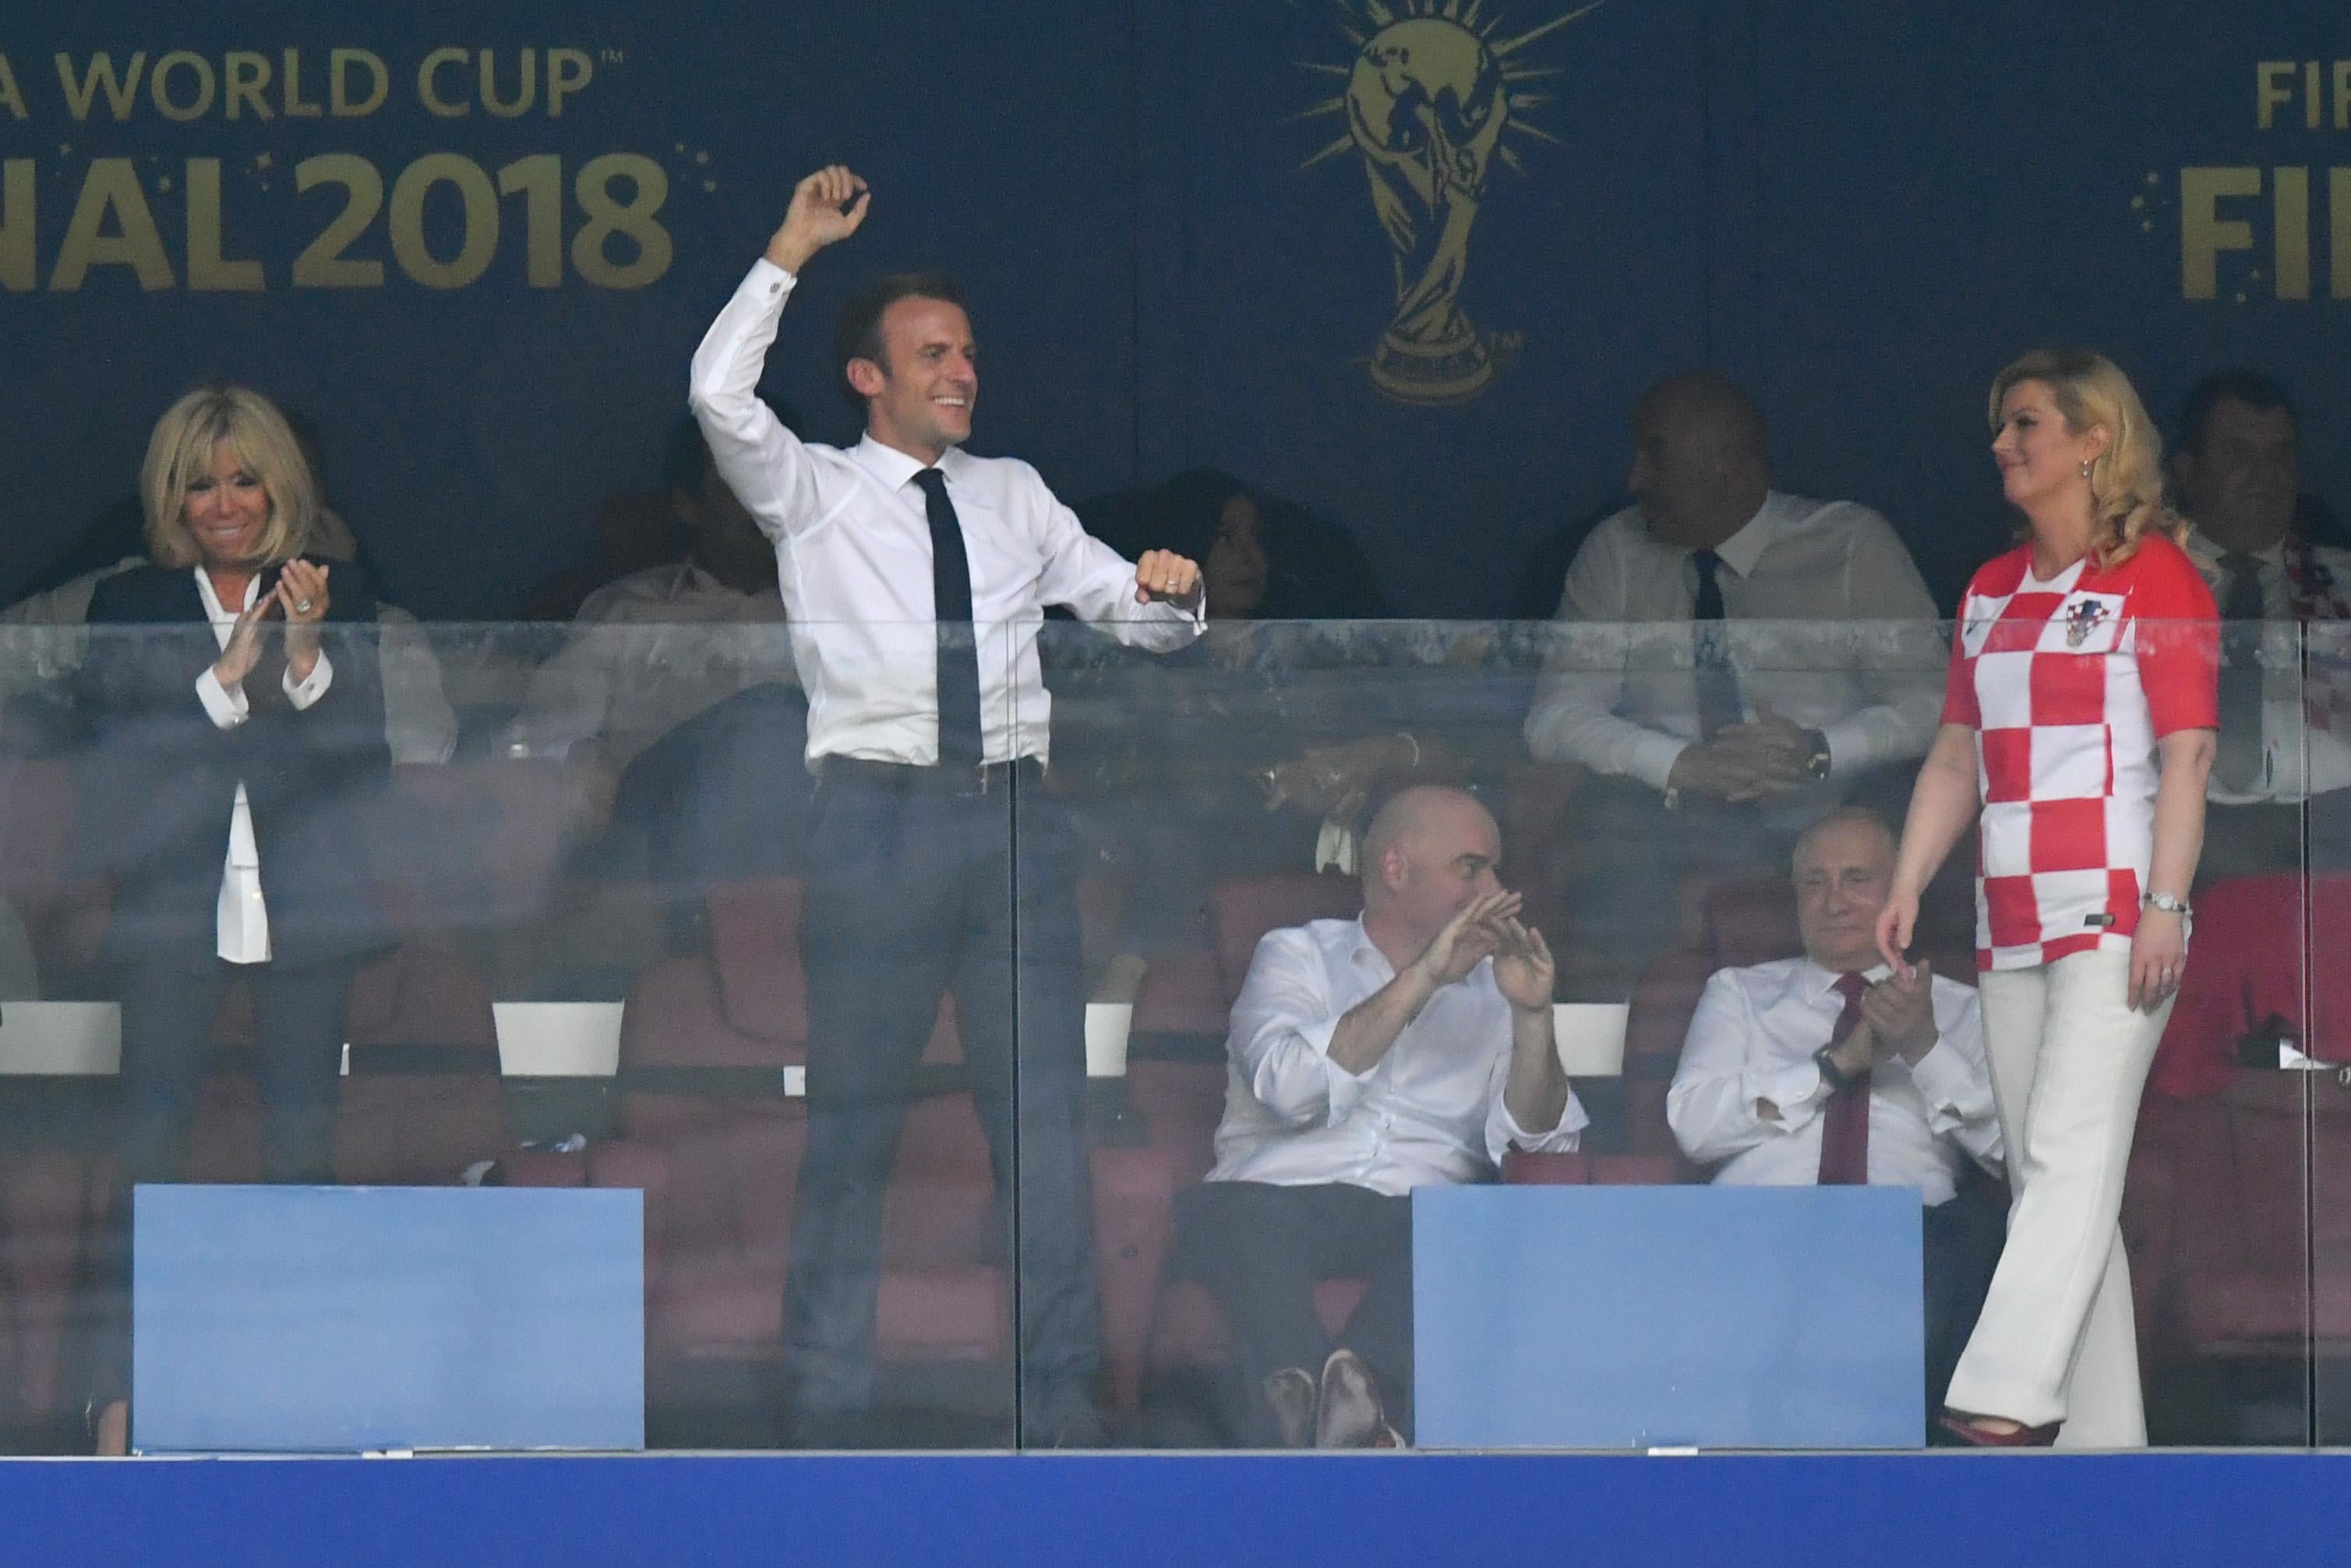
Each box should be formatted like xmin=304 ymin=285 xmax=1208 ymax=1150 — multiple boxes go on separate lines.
xmin=2143 ymin=892 xmax=2192 ymax=917
xmin=1804 ymin=730 xmax=1832 ymax=782
xmin=1813 ymin=1044 xmax=1856 ymax=1092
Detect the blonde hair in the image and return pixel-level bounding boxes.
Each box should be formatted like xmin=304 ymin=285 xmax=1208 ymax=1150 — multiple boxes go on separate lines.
xmin=1989 ymin=348 xmax=2186 ymax=569
xmin=140 ymin=385 xmax=318 ymax=570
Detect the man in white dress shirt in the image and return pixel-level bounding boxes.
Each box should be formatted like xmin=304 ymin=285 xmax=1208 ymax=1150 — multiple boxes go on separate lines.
xmin=1523 ymin=372 xmax=1943 ymax=993
xmin=2171 ymin=370 xmax=2351 ymax=878
xmin=1668 ymin=807 xmax=2004 ymax=1409
xmin=689 ymin=165 xmax=1206 ymax=1447
xmin=1177 ymin=786 xmax=1584 ymax=1446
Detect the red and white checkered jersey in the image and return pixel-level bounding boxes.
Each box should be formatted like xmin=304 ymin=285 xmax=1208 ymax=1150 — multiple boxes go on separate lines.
xmin=1942 ymin=535 xmax=2218 ymax=970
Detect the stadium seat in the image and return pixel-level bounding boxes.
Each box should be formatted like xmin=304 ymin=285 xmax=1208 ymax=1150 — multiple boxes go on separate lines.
xmin=185 ymin=935 xmax=507 ymax=1187
xmin=0 ymin=1141 xmax=111 ymax=1439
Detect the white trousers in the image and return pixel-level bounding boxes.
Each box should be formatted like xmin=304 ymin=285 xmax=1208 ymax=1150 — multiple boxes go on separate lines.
xmin=1947 ymin=948 xmax=2172 ymax=1446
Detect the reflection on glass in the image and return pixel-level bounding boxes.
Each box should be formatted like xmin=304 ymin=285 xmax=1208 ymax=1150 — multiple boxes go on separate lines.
xmin=0 ymin=617 xmax=2342 ymax=1453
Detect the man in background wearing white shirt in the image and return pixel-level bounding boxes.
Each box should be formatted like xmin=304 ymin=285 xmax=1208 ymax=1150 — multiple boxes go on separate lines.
xmin=1523 ymin=372 xmax=1943 ymax=994
xmin=689 ymin=166 xmax=1206 ymax=1448
xmin=1668 ymin=807 xmax=2004 ymax=1412
xmin=2171 ymin=370 xmax=2351 ymax=879
xmin=1177 ymin=786 xmax=1585 ymax=1446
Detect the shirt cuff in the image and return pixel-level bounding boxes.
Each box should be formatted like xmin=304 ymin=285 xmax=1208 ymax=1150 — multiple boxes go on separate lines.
xmin=1500 ymin=1088 xmax=1588 ymax=1151
xmin=1633 ymin=731 xmax=1690 ymax=793
xmin=284 ymin=651 xmax=334 ymax=709
xmin=747 ymin=256 xmax=797 ymax=302
xmin=196 ymin=666 xmax=249 ymax=729
xmin=1751 ymin=1058 xmax=1829 ymax=1130
xmin=1818 ymin=715 xmax=1873 ymax=779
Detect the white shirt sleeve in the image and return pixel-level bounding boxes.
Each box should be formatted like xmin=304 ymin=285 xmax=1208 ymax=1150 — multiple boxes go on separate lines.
xmin=1667 ymin=970 xmax=1831 ymax=1164
xmin=1026 ymin=475 xmax=1203 ymax=652
xmin=1523 ymin=522 xmax=1689 ymax=790
xmin=687 ymin=260 xmax=842 ymax=546
xmin=284 ymin=652 xmax=334 ymax=709
xmin=196 ymin=666 xmax=249 ymax=729
xmin=1224 ymin=929 xmax=1372 ymax=1128
xmin=1815 ymin=511 xmax=1943 ymax=775
xmin=1483 ymin=1050 xmax=1588 ymax=1164
xmin=1904 ymin=986 xmax=2004 ymax=1176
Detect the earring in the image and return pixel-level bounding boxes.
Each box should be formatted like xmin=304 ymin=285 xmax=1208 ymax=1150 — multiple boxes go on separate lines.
xmin=2079 ymin=460 xmax=2093 ymax=479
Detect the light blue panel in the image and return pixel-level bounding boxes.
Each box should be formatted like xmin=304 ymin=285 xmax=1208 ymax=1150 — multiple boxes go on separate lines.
xmin=133 ymin=1185 xmax=643 ymax=1454
xmin=1414 ymin=1185 xmax=1923 ymax=1450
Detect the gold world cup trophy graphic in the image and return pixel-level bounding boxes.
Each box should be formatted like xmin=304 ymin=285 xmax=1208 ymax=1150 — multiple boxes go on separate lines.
xmin=1298 ymin=0 xmax=1604 ymax=404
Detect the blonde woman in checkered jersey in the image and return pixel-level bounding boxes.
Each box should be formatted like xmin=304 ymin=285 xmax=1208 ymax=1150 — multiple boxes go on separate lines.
xmin=1876 ymin=349 xmax=2219 ymax=1448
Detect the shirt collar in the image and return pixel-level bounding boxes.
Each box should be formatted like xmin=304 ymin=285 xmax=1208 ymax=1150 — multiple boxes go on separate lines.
xmin=1799 ymin=955 xmax=1889 ymax=1001
xmin=1707 ymin=491 xmax=1786 ymax=578
xmin=1343 ymin=915 xmax=1403 ymax=984
xmin=853 ymin=433 xmax=963 ymax=494
xmin=191 ymin=567 xmax=259 ymax=620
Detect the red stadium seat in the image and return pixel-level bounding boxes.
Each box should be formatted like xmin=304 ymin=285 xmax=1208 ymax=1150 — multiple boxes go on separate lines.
xmin=0 ymin=1143 xmax=111 ymax=1436
xmin=515 ymin=874 xmax=1177 ymax=1429
xmin=185 ymin=936 xmax=507 ymax=1186
xmin=1210 ymin=874 xmax=1362 ymax=998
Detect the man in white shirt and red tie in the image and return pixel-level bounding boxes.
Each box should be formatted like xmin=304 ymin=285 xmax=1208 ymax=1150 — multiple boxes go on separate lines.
xmin=1668 ymin=807 xmax=2005 ymax=1414
xmin=1177 ymin=785 xmax=1585 ymax=1447
xmin=689 ymin=165 xmax=1206 ymax=1447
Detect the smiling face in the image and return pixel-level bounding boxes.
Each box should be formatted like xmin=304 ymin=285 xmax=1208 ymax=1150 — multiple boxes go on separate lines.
xmin=1991 ymin=379 xmax=2108 ymax=521
xmin=1792 ymin=815 xmax=1896 ymax=976
xmin=851 ymin=295 xmax=976 ymax=464
xmin=180 ymin=437 xmax=274 ymax=568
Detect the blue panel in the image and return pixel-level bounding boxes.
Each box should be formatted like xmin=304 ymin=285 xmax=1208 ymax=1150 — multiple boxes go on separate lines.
xmin=1413 ymin=1185 xmax=1923 ymax=1449
xmin=2 ymin=1453 xmax=2346 ymax=1568
xmin=132 ymin=1185 xmax=643 ymax=1453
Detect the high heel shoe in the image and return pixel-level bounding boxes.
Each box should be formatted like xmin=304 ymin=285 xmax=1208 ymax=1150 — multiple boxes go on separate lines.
xmin=1934 ymin=1408 xmax=2059 ymax=1448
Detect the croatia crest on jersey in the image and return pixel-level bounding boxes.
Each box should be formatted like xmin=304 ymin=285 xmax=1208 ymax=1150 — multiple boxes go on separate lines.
xmin=2063 ymin=598 xmax=2108 ymax=648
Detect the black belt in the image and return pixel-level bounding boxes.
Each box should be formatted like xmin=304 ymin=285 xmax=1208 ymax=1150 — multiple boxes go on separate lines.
xmin=817 ymin=755 xmax=1045 ymax=796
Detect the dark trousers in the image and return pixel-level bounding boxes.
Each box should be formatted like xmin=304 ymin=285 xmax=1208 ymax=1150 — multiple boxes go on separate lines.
xmin=785 ymin=772 xmax=1098 ymax=1432
xmin=115 ymin=954 xmax=358 ymax=1188
xmin=1922 ymin=1178 xmax=2008 ymax=1418
xmin=1175 ymin=1181 xmax=1414 ymax=1446
xmin=83 ymin=952 xmax=360 ymax=1402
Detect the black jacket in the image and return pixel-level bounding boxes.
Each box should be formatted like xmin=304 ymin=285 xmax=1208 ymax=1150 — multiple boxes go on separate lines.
xmin=77 ymin=559 xmax=392 ymax=966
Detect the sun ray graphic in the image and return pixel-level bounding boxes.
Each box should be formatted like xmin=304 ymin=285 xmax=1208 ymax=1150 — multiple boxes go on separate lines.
xmin=1283 ymin=0 xmax=1614 ymax=403
xmin=1290 ymin=0 xmax=1609 ymax=175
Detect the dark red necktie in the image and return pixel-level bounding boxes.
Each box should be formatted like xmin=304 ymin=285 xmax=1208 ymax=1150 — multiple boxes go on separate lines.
xmin=1816 ymin=973 xmax=1872 ymax=1186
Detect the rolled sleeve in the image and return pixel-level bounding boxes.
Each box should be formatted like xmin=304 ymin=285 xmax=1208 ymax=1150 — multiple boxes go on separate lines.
xmin=196 ymin=666 xmax=249 ymax=729
xmin=1227 ymin=931 xmax=1371 ymax=1127
xmin=284 ymin=651 xmax=334 ymax=709
xmin=1486 ymin=1079 xmax=1587 ymax=1164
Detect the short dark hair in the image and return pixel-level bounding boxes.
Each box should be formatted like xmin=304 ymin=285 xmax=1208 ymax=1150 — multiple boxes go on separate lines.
xmin=2178 ymin=369 xmax=2296 ymax=457
xmin=832 ymin=271 xmax=966 ymax=411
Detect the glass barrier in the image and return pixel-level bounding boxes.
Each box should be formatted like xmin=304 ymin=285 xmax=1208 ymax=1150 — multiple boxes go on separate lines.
xmin=0 ymin=615 xmax=2332 ymax=1453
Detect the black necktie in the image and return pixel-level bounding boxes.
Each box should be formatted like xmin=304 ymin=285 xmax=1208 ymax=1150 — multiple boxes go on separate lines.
xmin=913 ymin=468 xmax=984 ymax=769
xmin=2215 ymin=552 xmax=2266 ymax=793
xmin=1691 ymin=549 xmax=1743 ymax=740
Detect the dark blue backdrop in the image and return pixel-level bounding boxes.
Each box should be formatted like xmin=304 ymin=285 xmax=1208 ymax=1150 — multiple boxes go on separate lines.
xmin=2 ymin=1 xmax=2344 ymax=618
